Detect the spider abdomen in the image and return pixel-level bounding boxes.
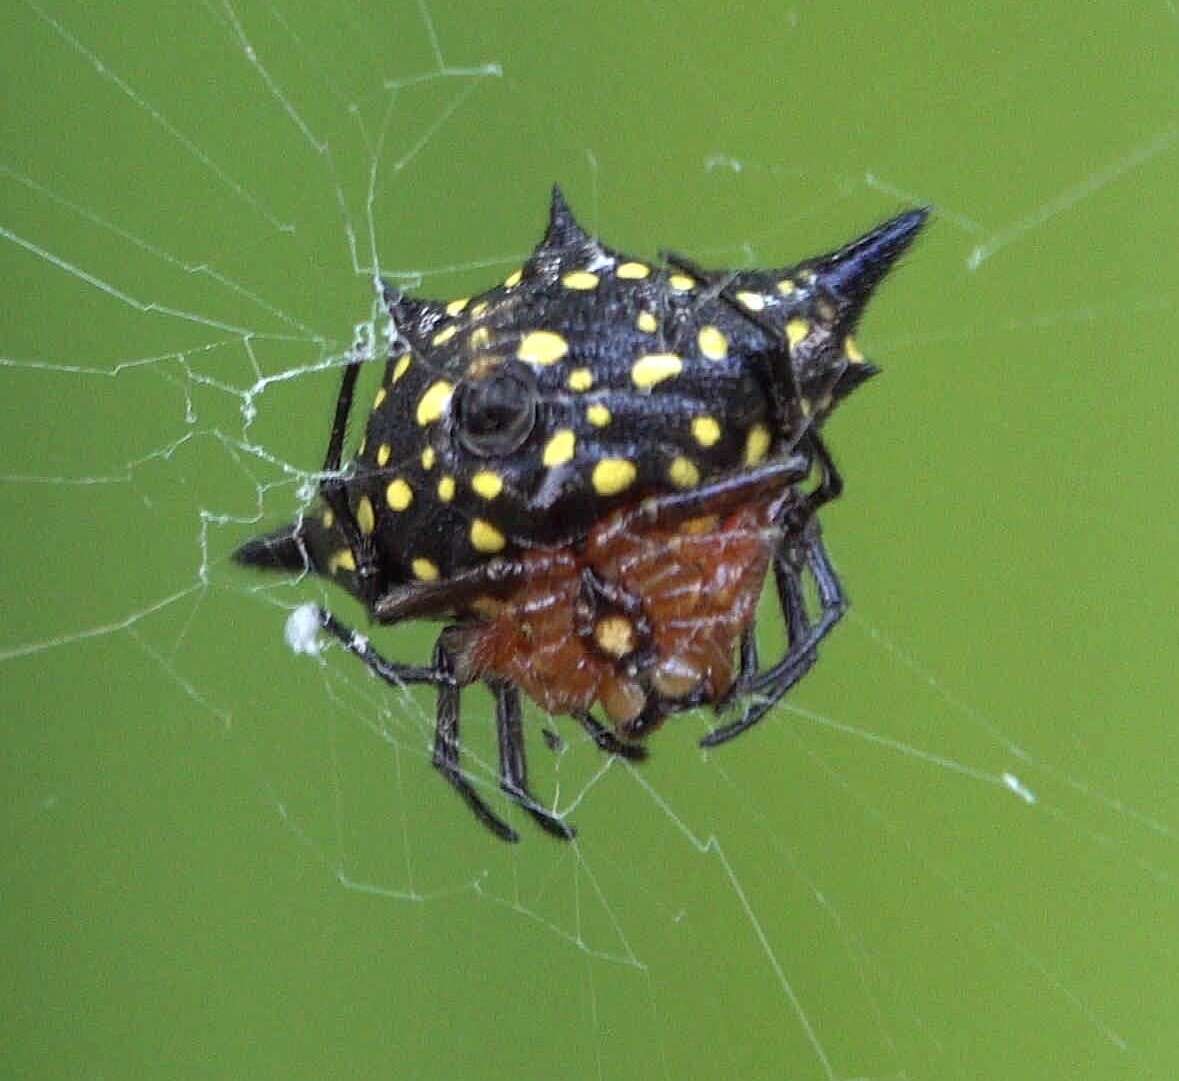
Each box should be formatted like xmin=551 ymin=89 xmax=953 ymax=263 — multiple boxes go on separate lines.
xmin=452 ymin=491 xmax=780 ymax=735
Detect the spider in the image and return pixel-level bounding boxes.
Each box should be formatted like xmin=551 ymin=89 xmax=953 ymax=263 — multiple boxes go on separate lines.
xmin=235 ymin=188 xmax=928 ymax=842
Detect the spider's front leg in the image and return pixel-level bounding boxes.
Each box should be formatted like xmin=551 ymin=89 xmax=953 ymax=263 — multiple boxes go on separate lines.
xmin=701 ymin=518 xmax=847 ymax=748
xmin=431 ymin=635 xmax=520 ymax=843
xmin=491 ymin=682 xmax=576 ymax=841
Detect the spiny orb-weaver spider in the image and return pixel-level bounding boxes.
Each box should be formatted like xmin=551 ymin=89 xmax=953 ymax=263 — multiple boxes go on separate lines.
xmin=236 ymin=188 xmax=928 ymax=841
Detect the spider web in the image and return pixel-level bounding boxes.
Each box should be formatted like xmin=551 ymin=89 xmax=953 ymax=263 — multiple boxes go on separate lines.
xmin=4 ymin=2 xmax=1179 ymax=1079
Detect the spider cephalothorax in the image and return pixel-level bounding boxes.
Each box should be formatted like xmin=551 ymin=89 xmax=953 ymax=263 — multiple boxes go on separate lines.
xmin=236 ymin=188 xmax=928 ymax=841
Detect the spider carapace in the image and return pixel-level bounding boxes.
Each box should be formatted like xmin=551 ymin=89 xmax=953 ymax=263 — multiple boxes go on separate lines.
xmin=236 ymin=188 xmax=928 ymax=841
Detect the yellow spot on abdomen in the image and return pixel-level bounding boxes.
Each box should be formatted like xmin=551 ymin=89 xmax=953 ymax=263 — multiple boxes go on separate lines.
xmin=470 ymin=301 xmax=488 ymax=317
xmin=470 ymin=518 xmax=506 ymax=553
xmin=420 ymin=447 xmax=436 ymax=471
xmin=503 ymin=268 xmax=523 ymax=288
xmin=385 ymin=478 xmax=413 ymax=511
xmin=631 ymin=352 xmax=683 ymax=389
xmin=376 ymin=444 xmax=391 ymax=467
xmin=691 ymin=415 xmax=722 ymax=447
xmin=328 ymin=549 xmax=356 ymax=574
xmin=844 ymin=336 xmax=864 ymax=362
xmin=744 ymin=423 xmax=771 ymax=465
xmin=697 ymin=325 xmax=728 ymax=360
xmin=356 ymin=496 xmax=375 ymax=535
xmin=446 ymin=297 xmax=469 ymax=316
xmin=416 ymin=380 xmax=453 ymax=426
xmin=373 ymin=387 xmax=387 ymax=409
xmin=469 ymin=327 xmax=491 ymax=349
xmin=669 ymin=273 xmax=695 ymax=291
xmin=586 ymin=403 xmax=611 ymax=427
xmin=432 ymin=325 xmax=458 ymax=346
xmin=517 ymin=330 xmax=569 ymax=366
xmin=392 ymin=355 xmax=411 ymax=383
xmin=321 ymin=508 xmax=335 ymax=529
xmin=636 ymin=311 xmax=658 ymax=334
xmin=437 ymin=475 xmax=456 ymax=502
xmin=680 ymin=515 xmax=719 ymax=535
xmin=543 ymin=429 xmax=576 ymax=468
xmin=616 ymin=262 xmax=650 ymax=279
xmin=562 ymin=270 xmax=599 ymax=290
xmin=736 ymin=291 xmax=765 ymax=311
xmin=470 ymin=471 xmax=503 ymax=499
xmin=412 ymin=558 xmax=439 ymax=581
xmin=777 ymin=278 xmax=796 ymax=295
xmin=595 ymin=615 xmax=635 ymax=657
xmin=566 ymin=368 xmax=593 ymax=391
xmin=786 ymin=318 xmax=810 ymax=348
xmin=592 ymin=458 xmax=636 ymax=496
xmin=668 ymin=456 xmax=699 ymax=489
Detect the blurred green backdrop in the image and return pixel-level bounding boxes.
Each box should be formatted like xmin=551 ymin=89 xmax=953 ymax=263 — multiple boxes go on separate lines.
xmin=4 ymin=2 xmax=1178 ymax=1078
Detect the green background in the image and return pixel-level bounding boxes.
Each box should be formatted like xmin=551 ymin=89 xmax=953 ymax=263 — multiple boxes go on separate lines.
xmin=4 ymin=2 xmax=1177 ymax=1078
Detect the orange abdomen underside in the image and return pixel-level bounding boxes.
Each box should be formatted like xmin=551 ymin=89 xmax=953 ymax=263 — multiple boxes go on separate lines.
xmin=454 ymin=495 xmax=781 ymax=732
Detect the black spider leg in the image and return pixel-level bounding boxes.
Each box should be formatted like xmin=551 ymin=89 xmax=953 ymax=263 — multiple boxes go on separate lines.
xmin=569 ymin=711 xmax=648 ymax=760
xmin=318 ymin=352 xmax=380 ymax=605
xmin=700 ymin=521 xmax=847 ymax=748
xmin=317 ymin=607 xmax=442 ymax=686
xmin=802 ymin=430 xmax=843 ymax=519
xmin=321 ymin=609 xmax=535 ymax=843
xmin=491 ymin=682 xmax=576 ymax=840
xmin=431 ymin=635 xmax=520 ymax=843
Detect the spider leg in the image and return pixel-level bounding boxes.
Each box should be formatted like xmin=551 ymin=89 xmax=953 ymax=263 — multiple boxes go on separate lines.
xmin=700 ymin=520 xmax=846 ymax=748
xmin=491 ymin=682 xmax=576 ymax=840
xmin=317 ymin=608 xmax=440 ymax=687
xmin=431 ymin=636 xmax=519 ymax=843
xmin=571 ymin=710 xmax=648 ymax=761
xmin=317 ymin=353 xmax=381 ymax=604
xmin=803 ymin=433 xmax=843 ymax=518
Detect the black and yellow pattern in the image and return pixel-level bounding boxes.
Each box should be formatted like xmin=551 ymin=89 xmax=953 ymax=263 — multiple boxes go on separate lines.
xmin=262 ymin=188 xmax=925 ymax=594
xmin=234 ymin=189 xmax=928 ymax=842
